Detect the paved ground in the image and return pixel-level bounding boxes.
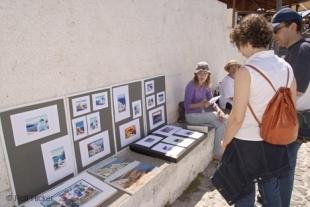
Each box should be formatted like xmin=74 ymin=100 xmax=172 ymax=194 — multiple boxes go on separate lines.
xmin=170 ymin=142 xmax=310 ymax=207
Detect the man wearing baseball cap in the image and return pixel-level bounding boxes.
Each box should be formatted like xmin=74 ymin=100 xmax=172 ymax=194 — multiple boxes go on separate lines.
xmin=272 ymin=7 xmax=310 ymax=207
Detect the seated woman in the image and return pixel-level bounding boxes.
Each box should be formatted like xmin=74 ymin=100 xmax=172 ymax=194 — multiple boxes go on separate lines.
xmin=184 ymin=61 xmax=226 ymax=160
xmin=219 ymin=60 xmax=240 ymax=111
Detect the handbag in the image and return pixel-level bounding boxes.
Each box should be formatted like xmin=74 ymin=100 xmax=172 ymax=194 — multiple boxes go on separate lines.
xmin=297 ymin=110 xmax=310 ymax=142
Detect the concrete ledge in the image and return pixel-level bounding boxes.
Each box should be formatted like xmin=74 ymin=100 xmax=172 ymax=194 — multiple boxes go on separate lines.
xmin=108 ymin=128 xmax=215 ymax=207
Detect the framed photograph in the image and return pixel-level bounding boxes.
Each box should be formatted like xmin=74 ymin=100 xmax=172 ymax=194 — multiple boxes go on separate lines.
xmin=134 ymin=135 xmax=163 ymax=148
xmin=25 ymin=173 xmax=117 ymax=207
xmin=146 ymin=95 xmax=156 ymax=110
xmin=92 ymin=91 xmax=108 ymax=111
xmin=87 ymin=112 xmax=101 ymax=136
xmin=88 ymin=157 xmax=134 ymax=180
xmin=148 ymin=105 xmax=165 ymax=130
xmin=72 ymin=116 xmax=88 ymax=141
xmin=132 ymin=100 xmax=142 ymax=119
xmin=119 ymin=119 xmax=141 ymax=148
xmin=174 ymin=128 xmax=204 ymax=139
xmin=10 ymin=105 xmax=60 ymax=147
xmin=145 ymin=80 xmax=155 ymax=95
xmin=41 ymin=135 xmax=74 ymax=185
xmin=113 ymin=85 xmax=131 ymax=122
xmin=162 ymin=135 xmax=195 ymax=148
xmin=151 ymin=142 xmax=185 ymax=158
xmin=79 ymin=131 xmax=111 ymax=167
xmin=108 ymin=161 xmax=156 ymax=194
xmin=156 ymin=91 xmax=166 ymax=105
xmin=153 ymin=125 xmax=181 ymax=137
xmin=72 ymin=95 xmax=91 ymax=117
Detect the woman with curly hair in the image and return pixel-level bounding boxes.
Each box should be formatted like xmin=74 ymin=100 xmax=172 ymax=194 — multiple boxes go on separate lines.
xmin=212 ymin=14 xmax=297 ymax=206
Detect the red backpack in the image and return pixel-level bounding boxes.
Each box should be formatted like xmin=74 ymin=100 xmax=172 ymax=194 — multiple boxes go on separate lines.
xmin=246 ymin=64 xmax=298 ymax=145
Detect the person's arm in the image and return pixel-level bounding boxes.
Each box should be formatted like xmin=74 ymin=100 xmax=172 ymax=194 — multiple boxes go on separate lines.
xmin=290 ymin=77 xmax=297 ymax=107
xmin=222 ymin=67 xmax=251 ymax=148
xmin=294 ymin=44 xmax=310 ymax=95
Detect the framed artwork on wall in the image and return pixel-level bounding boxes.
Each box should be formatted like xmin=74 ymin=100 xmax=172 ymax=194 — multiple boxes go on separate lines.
xmin=10 ymin=105 xmax=60 ymax=146
xmin=71 ymin=116 xmax=88 ymax=141
xmin=71 ymin=95 xmax=91 ymax=117
xmin=113 ymin=85 xmax=131 ymax=122
xmin=92 ymin=91 xmax=108 ymax=111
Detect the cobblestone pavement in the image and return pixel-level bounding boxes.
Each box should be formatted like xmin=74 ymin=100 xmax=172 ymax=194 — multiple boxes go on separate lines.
xmin=171 ymin=142 xmax=310 ymax=207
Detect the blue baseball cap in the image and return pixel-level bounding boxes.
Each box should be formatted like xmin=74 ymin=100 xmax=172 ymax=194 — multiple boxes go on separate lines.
xmin=271 ymin=8 xmax=302 ymax=28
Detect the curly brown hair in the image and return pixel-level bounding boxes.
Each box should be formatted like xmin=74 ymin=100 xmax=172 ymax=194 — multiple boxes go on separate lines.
xmin=230 ymin=14 xmax=273 ymax=49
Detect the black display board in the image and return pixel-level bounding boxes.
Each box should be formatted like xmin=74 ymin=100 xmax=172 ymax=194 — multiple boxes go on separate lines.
xmin=0 ymin=99 xmax=72 ymax=205
xmin=68 ymin=88 xmax=115 ymax=173
xmin=144 ymin=75 xmax=167 ymax=134
xmin=112 ymin=81 xmax=145 ymax=151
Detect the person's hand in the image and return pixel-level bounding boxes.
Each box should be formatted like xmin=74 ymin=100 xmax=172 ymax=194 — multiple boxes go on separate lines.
xmin=218 ymin=111 xmax=227 ymax=122
xmin=221 ymin=139 xmax=230 ymax=151
xmin=201 ymin=99 xmax=210 ymax=108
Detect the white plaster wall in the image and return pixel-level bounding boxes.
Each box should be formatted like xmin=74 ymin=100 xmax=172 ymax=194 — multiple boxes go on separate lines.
xmin=0 ymin=0 xmax=242 ymax=206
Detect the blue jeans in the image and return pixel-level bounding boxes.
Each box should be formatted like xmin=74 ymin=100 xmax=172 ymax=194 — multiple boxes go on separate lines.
xmin=235 ymin=178 xmax=282 ymax=207
xmin=185 ymin=111 xmax=225 ymax=158
xmin=279 ymin=141 xmax=302 ymax=207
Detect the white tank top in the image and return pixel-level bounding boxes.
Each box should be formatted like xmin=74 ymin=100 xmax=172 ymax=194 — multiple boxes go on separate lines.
xmin=235 ymin=50 xmax=294 ymax=141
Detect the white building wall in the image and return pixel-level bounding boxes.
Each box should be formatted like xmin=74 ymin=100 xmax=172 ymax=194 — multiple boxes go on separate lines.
xmin=0 ymin=0 xmax=243 ymax=206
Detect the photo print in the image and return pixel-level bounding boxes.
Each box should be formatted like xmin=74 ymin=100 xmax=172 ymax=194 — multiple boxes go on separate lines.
xmin=79 ymin=131 xmax=111 ymax=167
xmin=92 ymin=91 xmax=108 ymax=111
xmin=146 ymin=95 xmax=156 ymax=110
xmin=88 ymin=157 xmax=134 ymax=180
xmin=72 ymin=95 xmax=91 ymax=117
xmin=156 ymin=91 xmax=166 ymax=105
xmin=162 ymin=135 xmax=195 ymax=148
xmin=113 ymin=85 xmax=130 ymax=122
xmin=10 ymin=105 xmax=60 ymax=146
xmin=108 ymin=161 xmax=156 ymax=194
xmin=135 ymin=134 xmax=163 ymax=148
xmin=34 ymin=173 xmax=117 ymax=207
xmin=174 ymin=128 xmax=204 ymax=139
xmin=72 ymin=116 xmax=88 ymax=141
xmin=119 ymin=119 xmax=141 ymax=148
xmin=149 ymin=105 xmax=165 ymax=130
xmin=151 ymin=142 xmax=185 ymax=158
xmin=153 ymin=125 xmax=181 ymax=137
xmin=144 ymin=80 xmax=155 ymax=95
xmin=132 ymin=100 xmax=142 ymax=119
xmin=87 ymin=112 xmax=101 ymax=135
xmin=41 ymin=135 xmax=74 ymax=185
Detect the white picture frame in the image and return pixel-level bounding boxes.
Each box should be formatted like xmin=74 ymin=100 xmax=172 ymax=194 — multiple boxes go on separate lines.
xmin=79 ymin=131 xmax=111 ymax=167
xmin=92 ymin=91 xmax=108 ymax=111
xmin=135 ymin=135 xmax=163 ymax=148
xmin=113 ymin=85 xmax=131 ymax=123
xmin=87 ymin=112 xmax=101 ymax=136
xmin=10 ymin=105 xmax=60 ymax=147
xmin=145 ymin=80 xmax=155 ymax=95
xmin=151 ymin=142 xmax=185 ymax=158
xmin=132 ymin=100 xmax=142 ymax=119
xmin=24 ymin=172 xmax=117 ymax=207
xmin=156 ymin=91 xmax=166 ymax=105
xmin=174 ymin=128 xmax=204 ymax=139
xmin=152 ymin=125 xmax=181 ymax=137
xmin=162 ymin=135 xmax=195 ymax=148
xmin=41 ymin=135 xmax=74 ymax=185
xmin=146 ymin=95 xmax=156 ymax=110
xmin=148 ymin=105 xmax=165 ymax=130
xmin=72 ymin=116 xmax=88 ymax=141
xmin=72 ymin=95 xmax=91 ymax=117
xmin=119 ymin=118 xmax=141 ymax=148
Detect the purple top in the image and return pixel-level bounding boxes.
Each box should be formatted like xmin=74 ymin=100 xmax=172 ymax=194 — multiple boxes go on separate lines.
xmin=184 ymin=80 xmax=213 ymax=114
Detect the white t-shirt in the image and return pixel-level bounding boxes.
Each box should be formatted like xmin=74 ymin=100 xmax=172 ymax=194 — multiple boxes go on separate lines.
xmin=219 ymin=75 xmax=234 ymax=109
xmin=235 ymin=50 xmax=294 ymax=141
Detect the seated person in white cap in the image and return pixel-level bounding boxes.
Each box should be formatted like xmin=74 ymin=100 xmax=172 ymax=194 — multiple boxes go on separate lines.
xmin=184 ymin=61 xmax=226 ymax=160
xmin=219 ymin=60 xmax=241 ymax=111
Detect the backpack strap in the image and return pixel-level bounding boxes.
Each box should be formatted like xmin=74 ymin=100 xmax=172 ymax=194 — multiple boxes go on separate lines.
xmin=244 ymin=64 xmax=290 ymax=126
